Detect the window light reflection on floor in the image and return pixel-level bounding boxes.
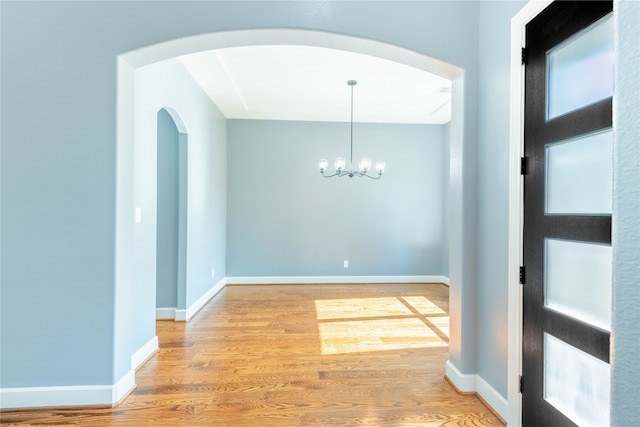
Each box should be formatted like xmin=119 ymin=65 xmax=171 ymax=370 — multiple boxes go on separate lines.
xmin=314 ymin=296 xmax=449 ymax=355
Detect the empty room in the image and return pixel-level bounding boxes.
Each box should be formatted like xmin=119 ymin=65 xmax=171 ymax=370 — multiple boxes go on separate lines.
xmin=1 ymin=1 xmax=638 ymax=426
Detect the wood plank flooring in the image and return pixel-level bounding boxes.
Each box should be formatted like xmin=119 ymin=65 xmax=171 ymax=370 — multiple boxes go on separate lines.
xmin=1 ymin=283 xmax=505 ymax=426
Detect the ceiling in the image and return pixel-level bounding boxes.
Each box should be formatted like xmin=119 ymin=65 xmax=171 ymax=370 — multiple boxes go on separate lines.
xmin=179 ymin=45 xmax=452 ymax=125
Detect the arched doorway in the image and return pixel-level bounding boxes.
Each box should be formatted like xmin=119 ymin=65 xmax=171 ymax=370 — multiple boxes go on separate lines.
xmin=156 ymin=107 xmax=188 ymax=320
xmin=115 ymin=30 xmax=467 ymax=405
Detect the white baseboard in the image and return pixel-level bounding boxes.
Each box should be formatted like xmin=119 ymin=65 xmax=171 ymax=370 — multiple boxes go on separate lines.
xmin=156 ymin=279 xmax=227 ymax=321
xmin=0 ymin=370 xmax=135 ymax=410
xmin=445 ymin=360 xmax=508 ymax=422
xmin=175 ymin=308 xmax=187 ymax=321
xmin=180 ymin=278 xmax=226 ymax=321
xmin=225 ymin=275 xmax=449 ymax=285
xmin=131 ymin=336 xmax=158 ymax=370
xmin=446 ymin=360 xmax=477 ymax=392
xmin=112 ymin=370 xmax=136 ymax=405
xmin=156 ymin=307 xmax=176 ymax=320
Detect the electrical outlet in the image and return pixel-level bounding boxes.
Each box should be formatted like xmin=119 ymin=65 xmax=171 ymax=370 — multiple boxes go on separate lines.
xmin=344 ymin=260 xmax=349 ymax=268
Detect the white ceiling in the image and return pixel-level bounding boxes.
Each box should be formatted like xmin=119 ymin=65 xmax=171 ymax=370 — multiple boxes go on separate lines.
xmin=179 ymin=45 xmax=452 ymax=125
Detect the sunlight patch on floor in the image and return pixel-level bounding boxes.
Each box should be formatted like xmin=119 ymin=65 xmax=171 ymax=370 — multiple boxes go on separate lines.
xmin=315 ymin=297 xmax=413 ymax=320
xmin=400 ymin=295 xmax=447 ymax=315
xmin=315 ymin=296 xmax=449 ymax=355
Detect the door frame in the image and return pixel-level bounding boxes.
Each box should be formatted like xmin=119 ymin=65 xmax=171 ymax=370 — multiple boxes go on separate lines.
xmin=507 ymin=1 xmax=553 ymax=426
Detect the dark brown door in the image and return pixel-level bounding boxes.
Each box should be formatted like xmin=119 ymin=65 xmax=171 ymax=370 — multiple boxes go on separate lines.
xmin=522 ymin=1 xmax=613 ymax=426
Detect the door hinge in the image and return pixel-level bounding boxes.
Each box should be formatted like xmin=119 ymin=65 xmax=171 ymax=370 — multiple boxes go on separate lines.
xmin=521 ymin=157 xmax=529 ymax=175
xmin=521 ymin=47 xmax=529 ymax=65
xmin=520 ymin=266 xmax=526 ymax=285
xmin=519 ymin=375 xmax=524 ymax=393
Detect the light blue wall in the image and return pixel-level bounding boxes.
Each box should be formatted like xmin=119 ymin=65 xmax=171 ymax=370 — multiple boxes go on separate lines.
xmin=477 ymin=0 xmax=528 ymax=397
xmin=1 ymin=1 xmax=118 ymax=387
xmin=156 ymin=109 xmax=180 ymax=308
xmin=612 ymin=0 xmax=640 ymax=424
xmin=227 ymin=120 xmax=447 ymax=277
xmin=184 ymin=104 xmax=227 ymax=310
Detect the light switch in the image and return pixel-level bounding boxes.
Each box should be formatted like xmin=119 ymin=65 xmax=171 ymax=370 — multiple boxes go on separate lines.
xmin=135 ymin=207 xmax=141 ymax=223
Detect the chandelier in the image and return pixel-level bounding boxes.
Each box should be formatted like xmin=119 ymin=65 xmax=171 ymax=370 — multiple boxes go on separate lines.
xmin=318 ymin=80 xmax=386 ymax=179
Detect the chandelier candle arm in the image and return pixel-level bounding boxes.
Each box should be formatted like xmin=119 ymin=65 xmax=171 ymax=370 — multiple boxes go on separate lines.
xmin=318 ymin=80 xmax=386 ymax=180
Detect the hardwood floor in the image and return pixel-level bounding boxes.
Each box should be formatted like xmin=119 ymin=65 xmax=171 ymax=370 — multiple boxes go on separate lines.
xmin=1 ymin=283 xmax=505 ymax=426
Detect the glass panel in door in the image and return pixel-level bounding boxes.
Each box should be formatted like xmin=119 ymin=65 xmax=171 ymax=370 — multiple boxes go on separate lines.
xmin=546 ymin=14 xmax=614 ymax=120
xmin=544 ymin=333 xmax=610 ymax=427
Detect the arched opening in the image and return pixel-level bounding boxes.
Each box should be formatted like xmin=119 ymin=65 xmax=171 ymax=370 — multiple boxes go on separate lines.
xmin=115 ymin=30 xmax=467 ymax=401
xmin=155 ymin=107 xmax=188 ymax=320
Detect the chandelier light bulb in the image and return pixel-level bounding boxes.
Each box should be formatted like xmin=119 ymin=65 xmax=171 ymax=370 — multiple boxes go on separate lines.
xmin=319 ymin=159 xmax=328 ymax=173
xmin=375 ymin=160 xmax=386 ymax=175
xmin=335 ymin=157 xmax=346 ymax=172
xmin=359 ymin=158 xmax=371 ymax=173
